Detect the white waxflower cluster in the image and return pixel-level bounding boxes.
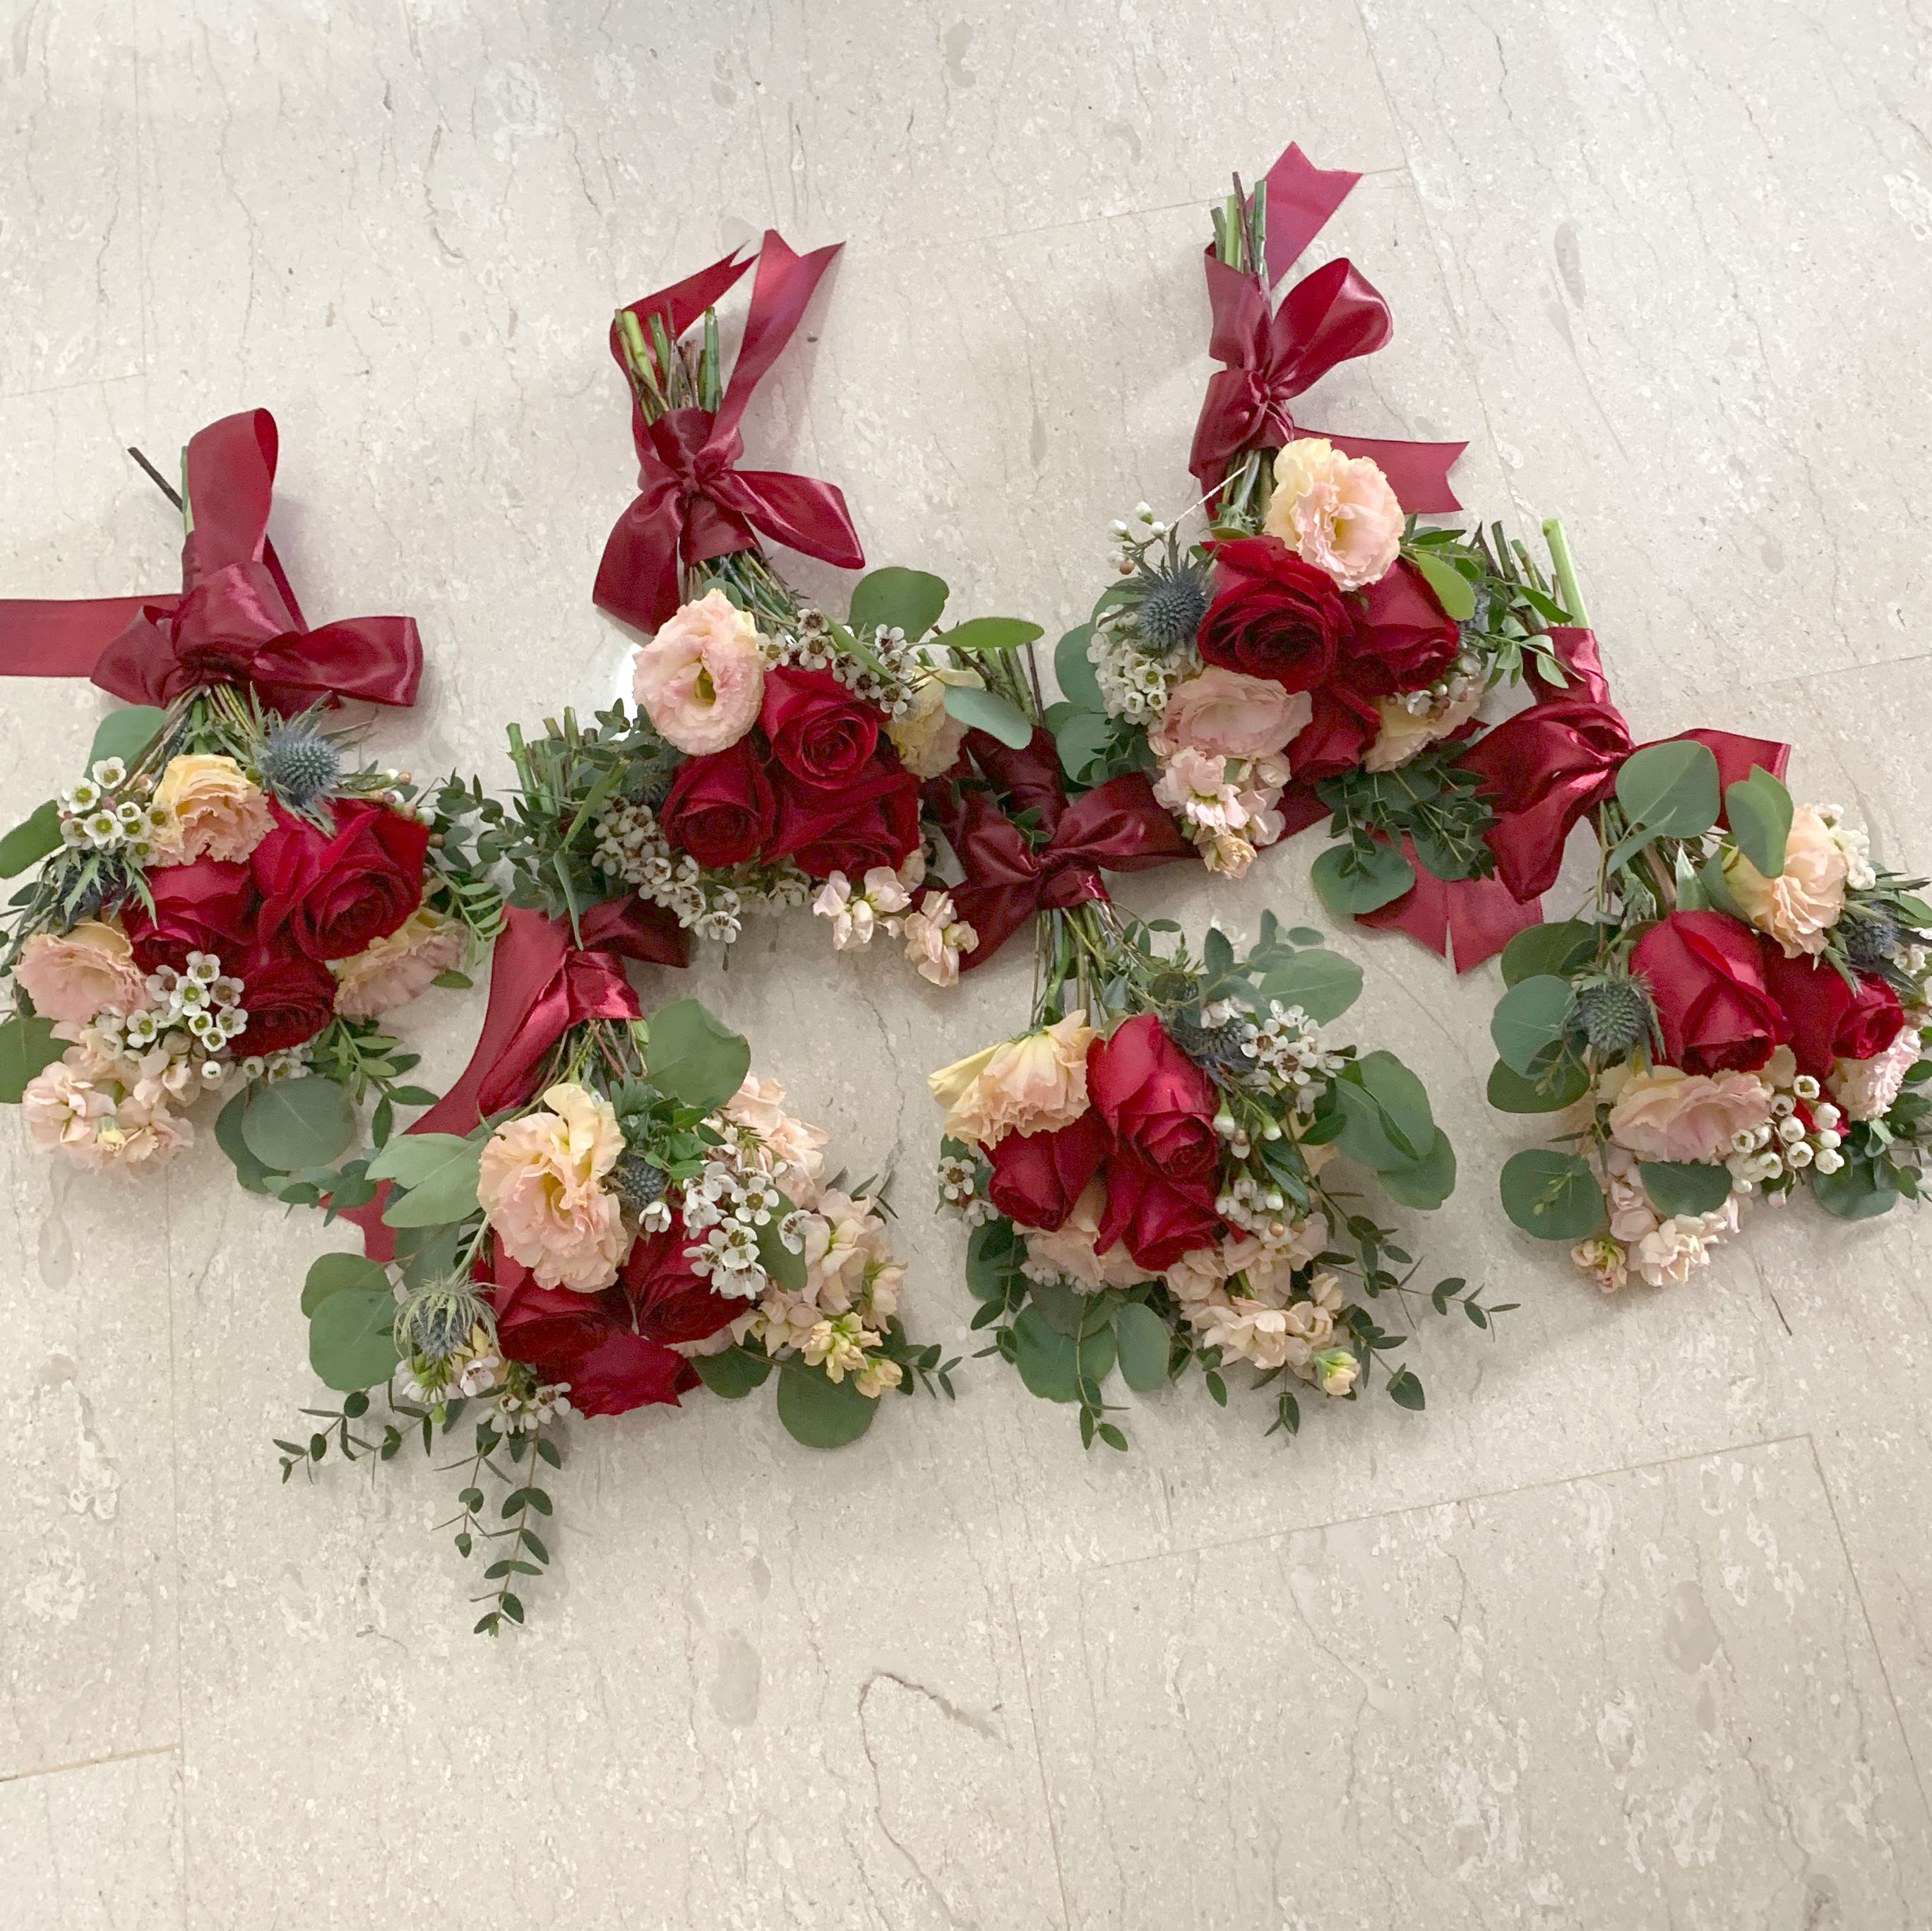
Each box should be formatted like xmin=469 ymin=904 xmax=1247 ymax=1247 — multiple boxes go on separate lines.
xmin=762 ymin=605 xmax=920 ymax=718
xmin=1229 ymin=999 xmax=1348 ymax=1104
xmin=76 ymin=951 xmax=253 ymax=1103
xmin=497 ymin=1374 xmax=575 ymax=1434
xmin=58 ymin=759 xmax=171 ymax=861
xmin=935 ymin=1150 xmax=996 ymax=1225
xmin=1091 ymin=623 xmax=1192 ymax=725
xmin=1814 ymin=802 xmax=1878 ymax=891
xmin=593 ymin=799 xmax=811 ymax=946
xmin=682 ymin=1148 xmax=806 ymax=1299
xmin=1727 ymin=1077 xmax=1847 ymax=1190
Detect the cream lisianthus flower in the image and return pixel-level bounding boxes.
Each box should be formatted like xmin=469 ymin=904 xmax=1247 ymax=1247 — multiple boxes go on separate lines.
xmin=888 ymin=666 xmax=983 ymax=778
xmin=330 ymin=908 xmax=465 ymax=1019
xmin=1724 ymin=804 xmax=1849 ymax=958
xmin=151 ymin=753 xmax=275 ymax=864
xmin=931 ymin=1010 xmax=1095 ymax=1151
xmin=1606 ymin=1065 xmax=1773 ymax=1165
xmin=13 ymin=920 xmax=150 ymax=1023
xmin=1363 ymin=687 xmax=1482 ymax=773
xmin=477 ymin=1081 xmax=628 ymax=1291
xmin=631 ymin=589 xmax=765 ymax=754
xmin=1263 ymin=436 xmax=1402 ymax=590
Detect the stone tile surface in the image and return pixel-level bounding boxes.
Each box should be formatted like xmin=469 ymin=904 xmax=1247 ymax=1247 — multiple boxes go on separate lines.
xmin=1 ymin=2 xmax=1931 ymax=1923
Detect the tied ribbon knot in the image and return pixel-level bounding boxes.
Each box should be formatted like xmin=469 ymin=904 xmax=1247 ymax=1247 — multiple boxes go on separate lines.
xmin=1189 ymin=143 xmax=1466 ymax=514
xmin=593 ymin=230 xmax=865 ymax=633
xmin=1458 ymin=628 xmax=1791 ymax=905
xmin=0 ymin=410 xmax=422 ymax=711
xmin=342 ymin=898 xmax=688 ymax=1261
xmin=936 ymin=730 xmax=1194 ymax=969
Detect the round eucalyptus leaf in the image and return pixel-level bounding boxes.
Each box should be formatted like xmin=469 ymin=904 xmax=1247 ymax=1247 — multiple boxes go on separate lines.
xmin=1311 ymin=840 xmax=1415 ymax=917
xmin=691 ymin=1345 xmax=775 ymax=1401
xmin=1500 ymin=919 xmax=1597 ymax=988
xmin=775 ymin=1358 xmax=878 ymax=1448
xmin=241 ymin=1076 xmax=357 ymax=1174
xmin=1378 ymin=1127 xmax=1457 ymax=1211
xmin=1637 ymin=1160 xmax=1735 ymax=1219
xmin=645 ymin=998 xmax=752 ymax=1110
xmin=1811 ymin=1158 xmax=1900 ymax=1222
xmin=1498 ymin=1148 xmax=1604 ymax=1242
xmin=1113 ymin=1302 xmax=1173 ymax=1392
xmin=1490 ymin=975 xmax=1575 ymax=1076
xmin=847 ymin=566 xmax=948 ymax=638
xmin=1258 ymin=949 xmax=1364 ymax=1024
xmin=942 ymin=681 xmax=1034 ymax=749
xmin=1614 ymin=739 xmax=1720 ymax=838
xmin=1486 ymin=1057 xmax=1591 ymax=1115
xmin=309 ymin=1286 xmax=400 ymax=1392
xmin=302 ymin=1251 xmax=390 ymax=1316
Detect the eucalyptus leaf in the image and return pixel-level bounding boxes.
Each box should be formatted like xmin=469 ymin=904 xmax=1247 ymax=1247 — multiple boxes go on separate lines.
xmin=0 ymin=800 xmax=61 ymax=878
xmin=302 ymin=1251 xmax=390 ymax=1316
xmin=0 ymin=1011 xmax=64 ymax=1104
xmin=1258 ymin=949 xmax=1363 ymax=1024
xmin=1311 ymin=840 xmax=1414 ymax=917
xmin=1378 ymin=1127 xmax=1457 ymax=1211
xmin=644 ymin=998 xmax=751 ymax=1110
xmin=1638 ymin=1160 xmax=1735 ymax=1218
xmin=1011 ymin=1305 xmax=1114 ymax=1403
xmin=87 ymin=706 xmax=167 ymax=772
xmin=1811 ymin=1158 xmax=1900 ymax=1221
xmin=936 ymin=616 xmax=1045 ymax=654
xmin=1031 ymin=1278 xmax=1120 ymax=1338
xmin=1500 ymin=920 xmax=1597 ymax=988
xmin=1113 ymin=1302 xmax=1172 ymax=1392
xmin=214 ymin=1091 xmax=275 ymax=1194
xmin=1724 ymin=765 xmax=1794 ymax=879
xmin=966 ymin=1218 xmax=1021 ymax=1301
xmin=1490 ymin=975 xmax=1575 ymax=1076
xmin=847 ymin=566 xmax=948 ymax=638
xmin=774 ymin=1357 xmax=878 ymax=1447
xmin=756 ymin=1217 xmax=806 ymax=1291
xmin=1055 ymin=708 xmax=1119 ymax=784
xmin=1486 ymin=1057 xmax=1591 ymax=1114
xmin=942 ymin=682 xmax=1034 ymax=749
xmin=1053 ymin=621 xmax=1104 ymax=711
xmin=691 ymin=1345 xmax=775 ymax=1400
xmin=1498 ymin=1148 xmax=1604 ymax=1241
xmin=366 ymin=1131 xmax=476 ymax=1186
xmin=308 ymin=1285 xmax=400 ymax=1392
xmin=240 ymin=1076 xmax=357 ymax=1172
xmin=1614 ymin=739 xmax=1720 ymax=839
xmin=379 ymin=1140 xmax=484 ymax=1228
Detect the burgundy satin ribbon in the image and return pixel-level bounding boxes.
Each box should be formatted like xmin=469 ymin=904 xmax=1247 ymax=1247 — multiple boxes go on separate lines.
xmin=593 ymin=231 xmax=866 ymax=632
xmin=1188 ymin=143 xmax=1465 ymax=513
xmin=0 ymin=410 xmax=422 ymax=711
xmin=342 ymin=898 xmax=688 ymax=1260
xmin=937 ymin=731 xmax=1193 ymax=969
xmin=1459 ymin=629 xmax=1792 ymax=904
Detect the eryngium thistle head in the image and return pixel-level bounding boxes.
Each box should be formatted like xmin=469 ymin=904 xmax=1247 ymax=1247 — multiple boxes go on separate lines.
xmin=1133 ymin=562 xmax=1210 ymax=654
xmin=610 ymin=1151 xmax=668 ymax=1212
xmin=1575 ymin=977 xmax=1652 ymax=1059
xmin=260 ymin=724 xmax=342 ymax=807
xmin=397 ymin=1281 xmax=494 ymax=1363
xmin=1844 ymin=912 xmax=1902 ymax=970
xmin=1168 ymin=1015 xmax=1250 ymax=1075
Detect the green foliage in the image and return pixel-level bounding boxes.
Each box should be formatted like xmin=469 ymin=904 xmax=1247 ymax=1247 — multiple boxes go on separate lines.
xmin=1490 ymin=975 xmax=1576 ymax=1076
xmin=937 ymin=616 xmax=1044 ymax=654
xmin=88 ymin=706 xmax=168 ymax=771
xmin=1638 ymin=1160 xmax=1734 ymax=1218
xmin=1407 ymin=547 xmax=1477 ymax=620
xmin=756 ymin=1217 xmax=806 ymax=1290
xmin=308 ymin=1281 xmax=401 ymax=1391
xmin=1010 ymin=1305 xmax=1116 ymax=1403
xmin=1811 ymin=1155 xmax=1900 ymax=1220
xmin=1378 ymin=1128 xmax=1457 ymax=1211
xmin=1053 ymin=622 xmax=1104 ymax=711
xmin=1331 ymin=1051 xmax=1437 ymax=1169
xmin=0 ymin=1010 xmax=63 ymax=1103
xmin=1610 ymin=739 xmax=1720 ymax=858
xmin=240 ymin=1076 xmax=357 ymax=1172
xmin=692 ymin=1345 xmax=776 ymax=1400
xmin=1257 ymin=948 xmax=1362 ymax=1024
xmin=214 ymin=1091 xmax=275 ymax=1194
xmin=301 ymin=1251 xmax=390 ymax=1315
xmin=775 ymin=1357 xmax=878 ymax=1447
xmin=1486 ymin=1057 xmax=1591 ymax=1114
xmin=643 ymin=999 xmax=751 ymax=1110
xmin=1724 ymin=765 xmax=1794 ymax=879
xmin=942 ymin=681 xmax=1034 ymax=749
xmin=848 ymin=566 xmax=948 ymax=637
xmin=0 ymin=801 xmax=62 ymax=878
xmin=375 ymin=1132 xmax=485 ymax=1229
xmin=1311 ymin=838 xmax=1414 ymax=917
xmin=1112 ymin=1302 xmax=1171 ymax=1392
xmin=1499 ymin=1148 xmax=1604 ymax=1240
xmin=1500 ymin=919 xmax=1597 ymax=987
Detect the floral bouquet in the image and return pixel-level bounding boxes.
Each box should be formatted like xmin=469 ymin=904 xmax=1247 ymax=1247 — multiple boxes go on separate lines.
xmin=930 ymin=901 xmax=1499 ymax=1447
xmin=586 ymin=227 xmax=1046 ymax=982
xmin=0 ymin=412 xmax=497 ymax=1181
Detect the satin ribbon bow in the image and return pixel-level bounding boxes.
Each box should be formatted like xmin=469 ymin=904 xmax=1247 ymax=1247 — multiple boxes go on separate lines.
xmin=342 ymin=898 xmax=688 ymax=1260
xmin=1458 ymin=629 xmax=1791 ymax=905
xmin=593 ymin=231 xmax=866 ymax=633
xmin=1188 ymin=143 xmax=1466 ymax=514
xmin=0 ymin=410 xmax=422 ymax=711
xmin=938 ymin=731 xmax=1194 ymax=969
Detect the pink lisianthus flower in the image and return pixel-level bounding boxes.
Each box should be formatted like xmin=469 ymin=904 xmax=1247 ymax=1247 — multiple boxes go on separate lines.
xmin=631 ymin=589 xmax=766 ymax=754
xmin=477 ymin=1081 xmax=629 ymax=1291
xmin=1263 ymin=437 xmax=1403 ymax=591
xmin=330 ymin=908 xmax=466 ymax=1020
xmin=14 ymin=920 xmax=151 ymax=1023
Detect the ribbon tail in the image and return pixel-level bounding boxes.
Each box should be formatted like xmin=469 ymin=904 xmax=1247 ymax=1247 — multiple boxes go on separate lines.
xmin=1355 ymin=838 xmax=1544 ymax=970
xmin=1673 ymin=728 xmax=1791 ymax=790
xmin=182 ymin=410 xmax=278 ymax=574
xmin=710 ymin=231 xmax=843 ymax=444
xmin=609 ymin=249 xmax=755 ymax=384
xmin=1258 ymin=142 xmax=1363 ymax=287
xmin=0 ymin=596 xmax=177 ymax=678
xmin=710 ymin=468 xmax=865 ymax=574
xmin=594 ymin=480 xmax=687 ymax=634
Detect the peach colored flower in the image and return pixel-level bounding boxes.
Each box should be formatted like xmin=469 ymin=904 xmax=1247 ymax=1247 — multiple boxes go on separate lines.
xmin=152 ymin=753 xmax=275 ymax=864
xmin=1607 ymin=1066 xmax=1773 ymax=1165
xmin=1021 ymin=1178 xmax=1149 ymax=1290
xmin=931 ymin=1011 xmax=1095 ymax=1151
xmin=1152 ymin=667 xmax=1311 ymax=764
xmin=330 ymin=908 xmax=465 ymax=1020
xmin=631 ymin=589 xmax=765 ymax=754
xmin=1724 ymin=805 xmax=1849 ymax=958
xmin=21 ymin=1052 xmax=192 ymax=1174
xmin=722 ymin=1072 xmax=830 ymax=1203
xmin=899 ymin=889 xmax=975 ymax=987
xmin=1572 ymin=1235 xmax=1630 ymax=1294
xmin=1632 ymin=1199 xmax=1739 ymax=1288
xmin=1364 ymin=687 xmax=1482 ymax=773
xmin=1263 ymin=436 xmax=1403 ymax=591
xmin=477 ymin=1081 xmax=628 ymax=1291
xmin=14 ymin=920 xmax=150 ymax=1023
xmin=1828 ymin=1027 xmax=1922 ymax=1122
xmin=799 ymin=1188 xmax=899 ymax=1316
xmin=887 ymin=667 xmax=982 ymax=778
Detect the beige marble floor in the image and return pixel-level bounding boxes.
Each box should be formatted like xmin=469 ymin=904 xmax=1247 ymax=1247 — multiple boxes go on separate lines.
xmin=4 ymin=2 xmax=1931 ymax=1926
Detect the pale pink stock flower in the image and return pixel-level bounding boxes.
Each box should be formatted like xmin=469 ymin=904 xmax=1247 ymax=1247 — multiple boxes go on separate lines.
xmin=1263 ymin=437 xmax=1403 ymax=591
xmin=330 ymin=908 xmax=466 ymax=1020
xmin=1021 ymin=1180 xmax=1149 ymax=1291
xmin=1571 ymin=1235 xmax=1630 ymax=1294
xmin=14 ymin=920 xmax=150 ymax=1023
xmin=811 ymin=867 xmax=912 ymax=951
xmin=477 ymin=1081 xmax=628 ymax=1291
xmin=631 ymin=589 xmax=765 ymax=754
xmin=900 ymin=889 xmax=975 ymax=987
xmin=1725 ymin=804 xmax=1849 ymax=958
xmin=1632 ymin=1198 xmax=1739 ymax=1288
xmin=1152 ymin=667 xmax=1310 ymax=764
xmin=151 ymin=754 xmax=275 ymax=864
xmin=1607 ymin=1066 xmax=1773 ymax=1165
xmin=21 ymin=1053 xmax=192 ymax=1174
xmin=930 ymin=1011 xmax=1095 ymax=1151
xmin=722 ymin=1073 xmax=830 ymax=1203
xmin=1827 ymin=1027 xmax=1922 ymax=1122
xmin=1364 ymin=688 xmax=1482 ymax=773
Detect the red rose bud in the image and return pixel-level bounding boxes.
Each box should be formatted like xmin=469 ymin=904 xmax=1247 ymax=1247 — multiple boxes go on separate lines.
xmin=985 ymin=1108 xmax=1110 ymax=1230
xmin=1088 ymin=1014 xmax=1220 ymax=1181
xmin=232 ymin=939 xmax=339 ymax=1053
xmin=1630 ymin=910 xmax=1790 ymax=1074
xmin=1197 ymin=536 xmax=1352 ymax=694
xmin=1094 ymin=1160 xmax=1224 ymax=1273
xmin=251 ymin=800 xmax=431 ymax=962
xmin=659 ymin=737 xmax=777 ymax=868
xmin=124 ymin=855 xmax=261 ymax=973
xmin=758 ymin=665 xmax=883 ymax=788
xmin=1342 ymin=557 xmax=1461 ymax=699
xmin=1760 ymin=949 xmax=1907 ymax=1077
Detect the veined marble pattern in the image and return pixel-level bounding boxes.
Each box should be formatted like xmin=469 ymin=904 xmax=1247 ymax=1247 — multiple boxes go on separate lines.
xmin=2 ymin=2 xmax=1930 ymax=1925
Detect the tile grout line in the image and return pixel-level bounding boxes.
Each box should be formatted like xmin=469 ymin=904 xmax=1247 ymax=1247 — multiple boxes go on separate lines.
xmin=1082 ymin=1431 xmax=1818 ymax=1579
xmin=1802 ymin=1431 xmax=1932 ymax=1826
xmin=0 ymin=1740 xmax=178 ymax=1788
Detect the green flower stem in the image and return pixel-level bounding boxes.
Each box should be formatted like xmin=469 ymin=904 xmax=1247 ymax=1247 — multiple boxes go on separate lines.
xmin=1542 ymin=517 xmax=1587 ymax=627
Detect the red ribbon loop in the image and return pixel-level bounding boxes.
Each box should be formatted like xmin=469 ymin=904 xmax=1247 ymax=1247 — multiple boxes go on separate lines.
xmin=1188 ymin=143 xmax=1465 ymax=513
xmin=1460 ymin=629 xmax=1791 ymax=904
xmin=939 ymin=730 xmax=1194 ymax=969
xmin=341 ymin=899 xmax=688 ymax=1260
xmin=593 ymin=231 xmax=866 ymax=633
xmin=0 ymin=410 xmax=422 ymax=710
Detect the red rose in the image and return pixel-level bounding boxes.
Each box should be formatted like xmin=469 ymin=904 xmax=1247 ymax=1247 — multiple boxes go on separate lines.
xmin=1342 ymin=559 xmax=1460 ymax=699
xmin=233 ymin=939 xmax=339 ymax=1053
xmin=986 ymin=1109 xmax=1109 ymax=1230
xmin=124 ymin=855 xmax=260 ymax=973
xmin=1088 ymin=1016 xmax=1219 ymax=1180
xmin=1761 ymin=950 xmax=1907 ymax=1076
xmin=251 ymin=801 xmax=430 ymax=961
xmin=1197 ymin=536 xmax=1351 ymax=693
xmin=659 ymin=738 xmax=776 ymax=868
xmin=1286 ymin=684 xmax=1383 ymax=785
xmin=768 ymin=756 xmax=921 ymax=879
xmin=759 ymin=666 xmax=882 ymax=787
xmin=1095 ymin=1161 xmax=1223 ymax=1272
xmin=1631 ymin=910 xmax=1789 ymax=1074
